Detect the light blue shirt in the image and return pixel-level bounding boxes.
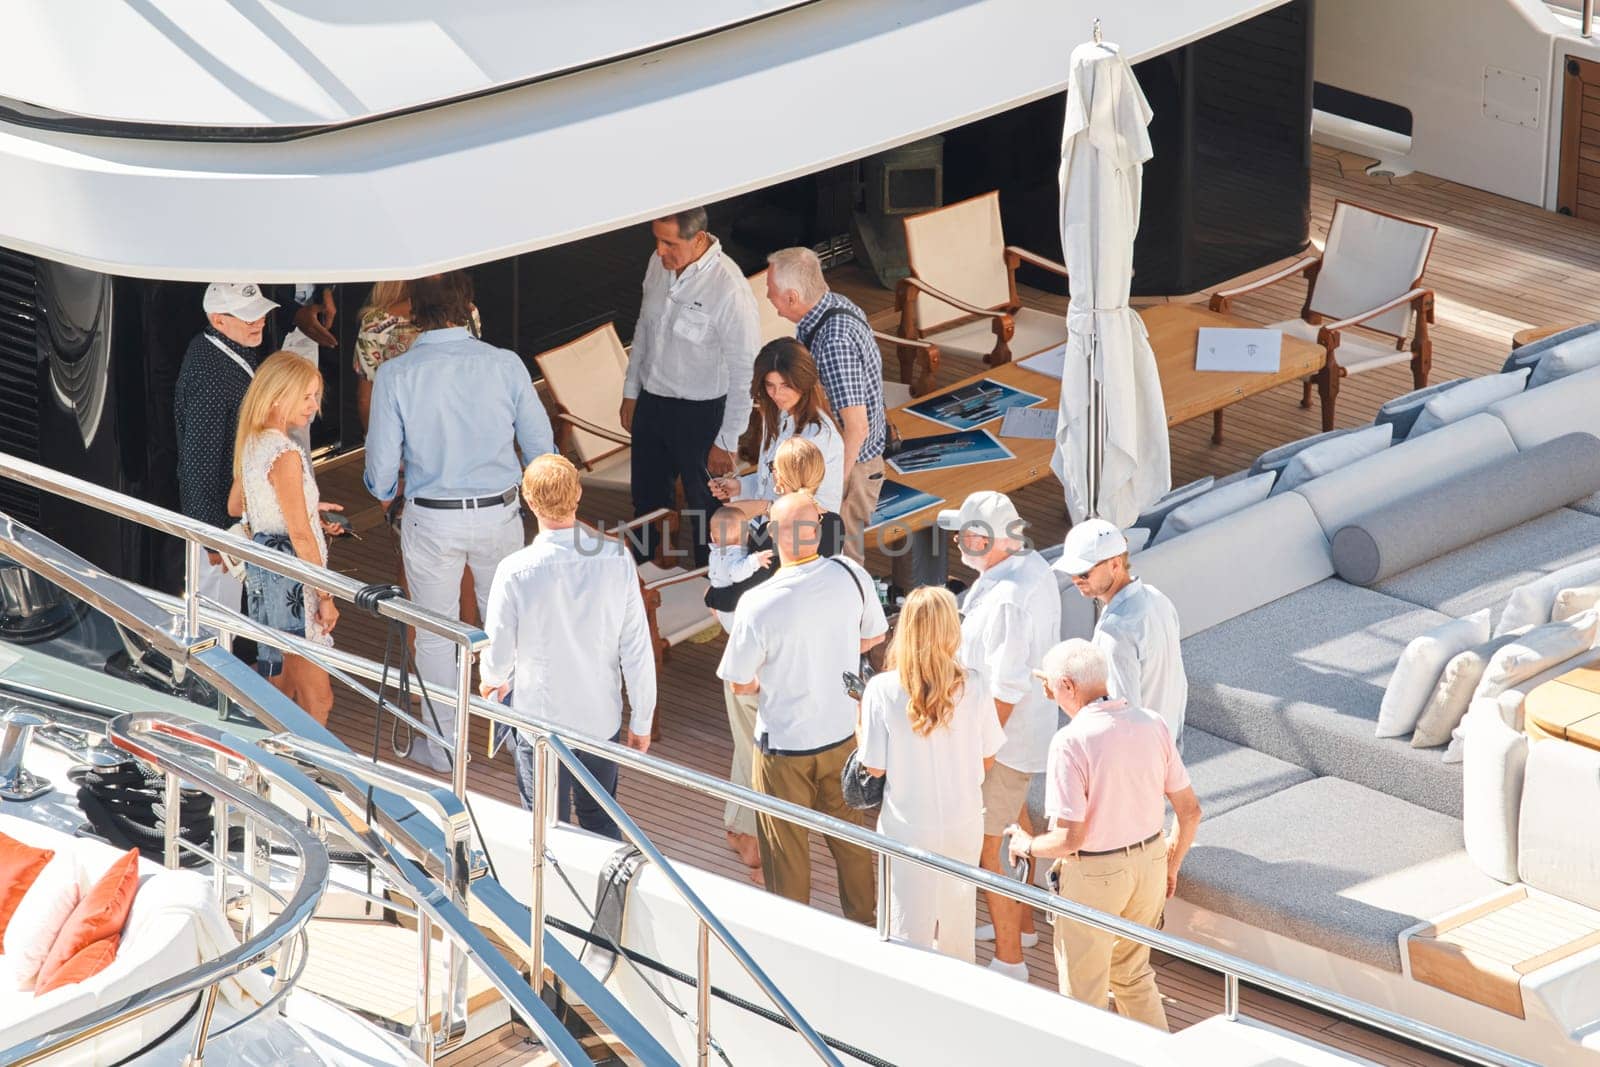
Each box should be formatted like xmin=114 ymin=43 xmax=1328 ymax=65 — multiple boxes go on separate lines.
xmin=364 ymin=327 xmax=554 ymax=502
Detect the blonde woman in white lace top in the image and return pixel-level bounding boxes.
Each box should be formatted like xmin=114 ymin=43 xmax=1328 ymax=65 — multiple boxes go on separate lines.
xmin=227 ymin=352 xmax=341 ymax=724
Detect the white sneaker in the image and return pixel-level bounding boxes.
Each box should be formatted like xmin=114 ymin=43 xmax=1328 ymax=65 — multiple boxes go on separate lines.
xmin=986 ymin=957 xmax=1030 ymax=981
xmin=975 ymin=924 xmax=1038 ymax=948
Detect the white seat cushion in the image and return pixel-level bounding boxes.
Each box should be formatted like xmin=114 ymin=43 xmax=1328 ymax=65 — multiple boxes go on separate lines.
xmin=638 ymin=564 xmax=714 ymax=646
xmin=1409 ymin=369 xmax=1529 ymax=437
xmin=1275 ymin=318 xmax=1413 ymax=373
xmin=1271 ymin=422 xmax=1392 ymax=496
xmin=1486 ymin=363 xmax=1600 ymax=449
xmin=1153 ymin=472 xmax=1274 ymax=544
xmin=1461 ymin=697 xmax=1529 ymax=883
xmin=924 ymin=306 xmax=1065 ymax=363
xmin=1497 ymin=557 xmax=1600 ymax=636
xmin=1376 ymin=609 xmax=1490 ymax=739
xmin=1473 ymin=610 xmax=1600 ymax=702
xmin=577 ymin=449 xmax=631 ymax=493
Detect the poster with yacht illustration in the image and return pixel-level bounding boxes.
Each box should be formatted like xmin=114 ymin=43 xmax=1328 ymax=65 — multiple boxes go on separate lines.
xmin=886 ymin=429 xmax=1014 ymax=475
xmin=903 ymin=379 xmax=1046 ymax=430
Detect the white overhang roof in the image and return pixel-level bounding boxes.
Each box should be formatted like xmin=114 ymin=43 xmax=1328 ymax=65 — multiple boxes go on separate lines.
xmin=0 ymin=0 xmax=1292 ymax=281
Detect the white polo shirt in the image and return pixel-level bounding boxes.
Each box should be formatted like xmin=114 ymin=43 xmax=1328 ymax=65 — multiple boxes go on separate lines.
xmin=479 ymin=526 xmax=657 ymax=742
xmin=717 ymin=555 xmax=888 ymax=752
xmin=1093 ymin=578 xmax=1188 ymax=742
xmin=622 ymin=238 xmax=761 ymax=452
xmin=959 ymin=550 xmax=1062 ymax=774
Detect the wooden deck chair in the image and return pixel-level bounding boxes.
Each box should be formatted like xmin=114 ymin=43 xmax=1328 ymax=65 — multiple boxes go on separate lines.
xmin=1211 ymin=200 xmax=1437 ymax=431
xmin=897 ymin=190 xmax=1069 ymax=367
xmin=534 ymin=324 xmax=632 ymax=494
xmin=747 ymin=269 xmax=935 ymax=407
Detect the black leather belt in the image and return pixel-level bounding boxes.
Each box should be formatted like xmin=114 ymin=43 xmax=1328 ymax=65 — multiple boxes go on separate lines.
xmin=756 ymin=733 xmax=853 ymax=758
xmin=412 ymin=487 xmax=518 ymax=510
xmin=1076 ymin=830 xmax=1164 ymax=858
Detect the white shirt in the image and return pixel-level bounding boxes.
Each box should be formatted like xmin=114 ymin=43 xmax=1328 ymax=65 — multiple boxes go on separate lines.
xmin=1093 ymin=578 xmax=1188 ymax=742
xmin=623 ymin=238 xmax=761 ymax=452
xmin=480 ymin=526 xmax=657 ymax=741
xmin=738 ymin=412 xmax=846 ymax=514
xmin=858 ymin=667 xmax=1005 ymax=835
xmin=959 ymin=550 xmax=1062 ymax=774
xmin=717 ymin=556 xmax=888 ymax=751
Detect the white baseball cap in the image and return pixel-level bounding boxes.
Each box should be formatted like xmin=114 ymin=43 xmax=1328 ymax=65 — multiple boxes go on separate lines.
xmin=203 ymin=282 xmax=278 ymax=322
xmin=1053 ymin=518 xmax=1129 ymax=576
xmin=935 ymin=491 xmax=1025 ymax=541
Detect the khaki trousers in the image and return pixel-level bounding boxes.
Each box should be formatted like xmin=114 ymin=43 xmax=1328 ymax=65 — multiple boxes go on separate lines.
xmin=751 ymin=738 xmax=877 ymax=925
xmin=722 ymin=682 xmax=760 ymax=837
xmin=839 ymin=455 xmax=885 ymax=565
xmin=1052 ymin=838 xmax=1170 ymax=1031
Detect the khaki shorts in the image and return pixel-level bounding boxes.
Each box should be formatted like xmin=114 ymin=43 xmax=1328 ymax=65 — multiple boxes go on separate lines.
xmin=980 ymin=761 xmax=1032 ymax=837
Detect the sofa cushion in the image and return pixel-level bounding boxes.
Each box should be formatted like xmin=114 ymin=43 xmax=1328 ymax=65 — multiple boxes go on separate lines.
xmin=36 ymin=848 xmax=140 ymax=995
xmin=1474 ymin=611 xmax=1600 ymax=703
xmin=1528 ymin=332 xmax=1600 ymax=388
xmin=1501 ymin=321 xmax=1600 ymax=375
xmin=1409 ymin=369 xmax=1529 ymax=437
xmin=1249 ymin=427 xmax=1352 ymax=481
xmin=1130 ymin=493 xmax=1333 ymax=639
xmin=1153 ymin=472 xmax=1274 ymax=545
xmin=3 ymin=849 xmax=79 ymax=992
xmin=1181 ymin=579 xmax=1464 ymax=815
xmin=1178 ymin=777 xmax=1503 ymax=972
xmin=1462 ymin=698 xmax=1528 ymax=884
xmin=1293 ymin=413 xmax=1517 ymax=538
xmin=1570 ymin=491 xmax=1600 ymax=518
xmin=1485 ymin=364 xmax=1600 ymax=450
xmin=1496 ymin=553 xmax=1600 ymax=636
xmin=1374 ymin=378 xmax=1468 ymax=440
xmin=1179 ymin=727 xmax=1315 ymax=818
xmin=1376 ymin=609 xmax=1490 ymax=739
xmin=1412 ymin=629 xmax=1529 ymax=749
xmin=1554 ymin=584 xmax=1600 ymax=622
xmin=1130 ymin=476 xmax=1214 ymax=540
xmin=1273 ymin=423 xmax=1394 ymax=497
xmin=1518 ymin=740 xmax=1600 ymax=910
xmin=0 ymin=833 xmax=55 ymax=943
xmin=1330 ymin=433 xmax=1600 ymax=587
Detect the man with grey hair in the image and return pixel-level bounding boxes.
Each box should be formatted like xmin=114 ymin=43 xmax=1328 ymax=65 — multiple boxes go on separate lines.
xmin=935 ymin=490 xmax=1059 ymax=980
xmin=766 ymin=246 xmax=886 ymax=562
xmin=1007 ymin=639 xmax=1200 ymax=1031
xmin=622 ymin=208 xmax=760 ymax=566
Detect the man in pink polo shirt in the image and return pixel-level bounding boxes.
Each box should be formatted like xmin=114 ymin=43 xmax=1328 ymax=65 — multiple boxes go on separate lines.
xmin=1006 ymin=639 xmax=1201 ymax=1031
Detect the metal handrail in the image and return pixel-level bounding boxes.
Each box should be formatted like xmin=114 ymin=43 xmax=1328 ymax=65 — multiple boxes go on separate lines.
xmin=168 ymin=592 xmax=1541 ymax=1067
xmin=0 ymin=714 xmax=329 ymax=1067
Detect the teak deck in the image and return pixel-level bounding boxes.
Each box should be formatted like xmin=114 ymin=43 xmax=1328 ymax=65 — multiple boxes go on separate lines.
xmin=303 ymin=143 xmax=1600 ymax=1066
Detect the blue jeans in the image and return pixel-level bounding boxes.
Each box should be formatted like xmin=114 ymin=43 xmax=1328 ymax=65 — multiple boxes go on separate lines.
xmin=509 ymin=729 xmax=622 ymax=841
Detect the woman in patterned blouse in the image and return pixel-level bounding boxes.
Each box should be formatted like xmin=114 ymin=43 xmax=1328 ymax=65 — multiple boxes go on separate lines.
xmin=354 ymin=280 xmax=482 ymax=428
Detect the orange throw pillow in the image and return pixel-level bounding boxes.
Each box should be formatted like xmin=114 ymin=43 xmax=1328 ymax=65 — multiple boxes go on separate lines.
xmin=0 ymin=832 xmax=55 ymax=942
xmin=34 ymin=848 xmax=140 ymax=996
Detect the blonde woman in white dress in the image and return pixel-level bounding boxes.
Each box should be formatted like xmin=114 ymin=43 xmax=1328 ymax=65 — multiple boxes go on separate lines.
xmin=857 ymin=586 xmax=1005 ymax=961
xmin=228 ymin=353 xmax=341 ymax=724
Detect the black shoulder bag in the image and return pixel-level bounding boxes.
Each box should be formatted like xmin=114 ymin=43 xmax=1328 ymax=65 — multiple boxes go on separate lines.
xmin=832 ymin=558 xmax=887 ymax=811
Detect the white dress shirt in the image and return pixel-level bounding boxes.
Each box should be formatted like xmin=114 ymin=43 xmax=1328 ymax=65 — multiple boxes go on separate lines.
xmin=480 ymin=525 xmax=657 ymax=742
xmin=623 ymin=238 xmax=760 ymax=452
xmin=717 ymin=556 xmax=888 ymax=751
xmin=1093 ymin=578 xmax=1188 ymax=742
xmin=959 ymin=550 xmax=1062 ymax=774
xmin=738 ymin=413 xmax=846 ymax=514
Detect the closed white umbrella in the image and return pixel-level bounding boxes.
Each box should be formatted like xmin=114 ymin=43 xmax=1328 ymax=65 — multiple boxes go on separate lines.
xmin=1051 ymin=26 xmax=1171 ymax=527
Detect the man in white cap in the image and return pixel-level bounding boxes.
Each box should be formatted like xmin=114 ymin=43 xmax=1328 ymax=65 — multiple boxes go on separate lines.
xmin=174 ymin=283 xmax=280 ymax=613
xmin=938 ymin=490 xmax=1060 ymax=981
xmin=1053 ymin=518 xmax=1187 ymax=745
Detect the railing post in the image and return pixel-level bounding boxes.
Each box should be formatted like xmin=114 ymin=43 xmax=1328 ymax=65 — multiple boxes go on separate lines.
xmin=1224 ymin=972 xmax=1240 ymax=1020
xmin=414 ymin=911 xmax=435 ymax=1064
xmin=212 ymin=751 xmax=229 ymax=900
xmin=241 ymin=766 xmax=271 ymax=938
xmin=163 ymin=772 xmax=182 ymax=870
xmin=529 ymin=736 xmax=549 ymax=998
xmin=696 ymin=920 xmax=711 ymax=1067
xmin=875 ymin=853 xmax=891 ymax=941
xmin=1586 ymin=0 xmax=1595 ymax=39
xmin=452 ymin=645 xmax=472 ymax=802
xmin=180 ymin=984 xmax=219 ymax=1067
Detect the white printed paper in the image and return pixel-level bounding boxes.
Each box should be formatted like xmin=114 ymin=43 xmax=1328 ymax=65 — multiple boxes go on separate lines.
xmin=1018 ymin=344 xmax=1066 ymax=380
xmin=998 ymin=406 xmax=1059 ymax=440
xmin=1195 ymin=327 xmax=1282 ymax=373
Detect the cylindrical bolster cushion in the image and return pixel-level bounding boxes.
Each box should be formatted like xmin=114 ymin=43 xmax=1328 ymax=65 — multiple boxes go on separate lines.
xmin=1332 ymin=432 xmax=1600 ymax=586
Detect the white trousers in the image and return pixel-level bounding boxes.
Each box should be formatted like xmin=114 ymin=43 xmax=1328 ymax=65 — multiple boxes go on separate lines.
xmin=880 ymin=813 xmax=984 ymax=963
xmin=399 ymin=501 xmax=524 ymax=751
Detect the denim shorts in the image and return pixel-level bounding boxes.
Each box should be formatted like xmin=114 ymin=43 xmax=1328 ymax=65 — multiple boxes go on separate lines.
xmin=244 ymin=532 xmax=306 ymax=678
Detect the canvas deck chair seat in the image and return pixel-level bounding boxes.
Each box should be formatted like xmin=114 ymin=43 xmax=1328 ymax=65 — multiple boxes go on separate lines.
xmin=535 ymin=324 xmax=633 ymax=494
xmin=747 ymin=269 xmax=928 ymax=404
xmin=896 ymin=190 xmax=1068 ymax=369
xmin=1211 ymin=200 xmax=1437 ymax=431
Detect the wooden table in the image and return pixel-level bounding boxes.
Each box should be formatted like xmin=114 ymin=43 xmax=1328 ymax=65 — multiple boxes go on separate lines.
xmin=1524 ymin=662 xmax=1600 ymax=750
xmin=866 ymin=303 xmax=1327 ymax=555
xmin=1511 ymin=322 xmax=1581 ymax=350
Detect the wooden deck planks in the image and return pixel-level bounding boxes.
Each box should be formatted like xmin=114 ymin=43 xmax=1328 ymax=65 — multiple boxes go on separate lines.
xmin=327 ymin=146 xmax=1600 ymax=1066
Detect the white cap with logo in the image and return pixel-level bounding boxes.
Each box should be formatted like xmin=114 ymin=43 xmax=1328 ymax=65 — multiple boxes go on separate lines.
xmin=935 ymin=490 xmax=1025 ymax=541
xmin=203 ymin=283 xmax=278 ymax=322
xmin=1053 ymin=518 xmax=1129 ymax=576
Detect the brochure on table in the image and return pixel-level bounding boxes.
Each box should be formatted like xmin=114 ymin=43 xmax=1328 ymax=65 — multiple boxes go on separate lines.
xmin=998 ymin=406 xmax=1058 ymax=440
xmin=905 ymin=379 xmax=1046 ymax=431
xmin=887 ymin=429 xmax=1016 ymax=476
xmin=1018 ymin=343 xmax=1066 ymax=379
xmin=1195 ymin=327 xmax=1283 ymax=373
xmin=868 ymin=480 xmax=944 ymax=530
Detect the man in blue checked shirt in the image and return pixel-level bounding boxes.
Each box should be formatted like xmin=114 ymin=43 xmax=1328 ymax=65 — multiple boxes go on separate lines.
xmin=364 ymin=270 xmax=554 ymax=772
xmin=765 ymin=247 xmax=887 ymax=563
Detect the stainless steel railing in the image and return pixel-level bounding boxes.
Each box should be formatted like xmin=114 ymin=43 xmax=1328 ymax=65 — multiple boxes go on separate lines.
xmin=0 ymin=712 xmax=328 ymax=1067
